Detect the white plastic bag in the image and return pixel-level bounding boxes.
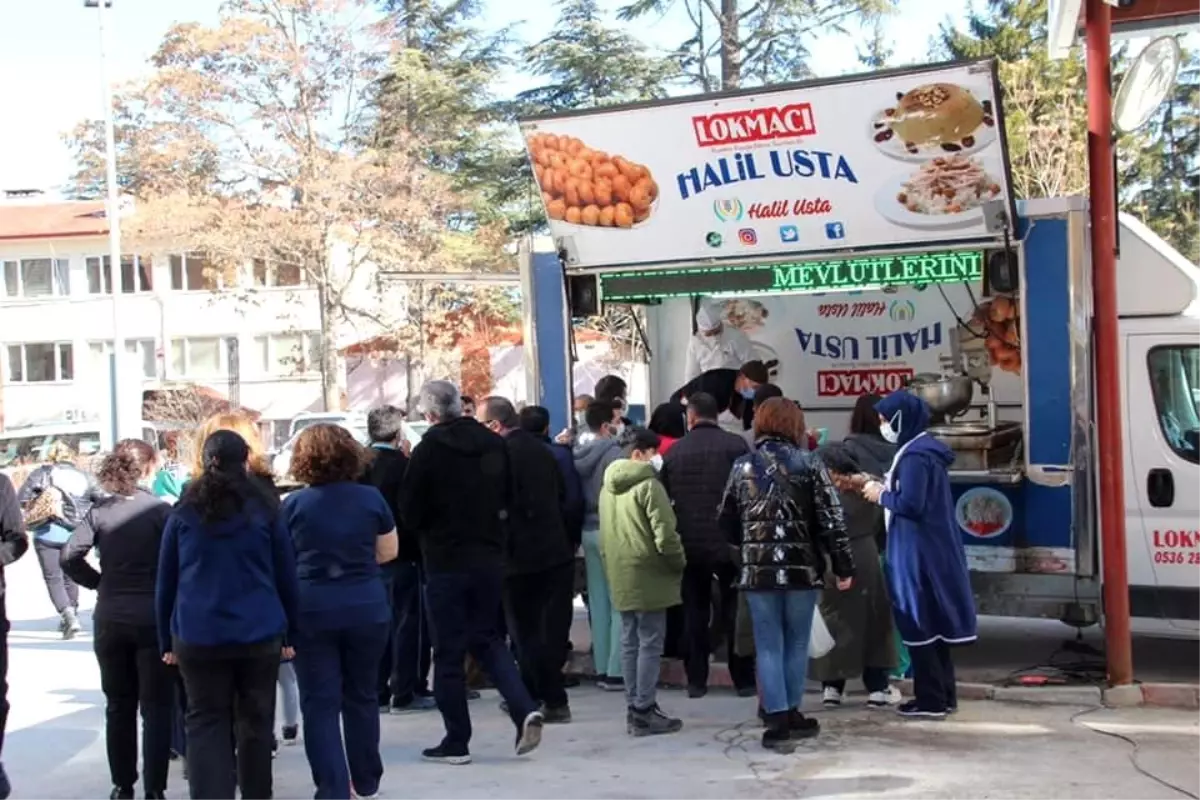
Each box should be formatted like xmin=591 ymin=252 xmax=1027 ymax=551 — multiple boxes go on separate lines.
xmin=808 ymin=606 xmax=835 ymax=658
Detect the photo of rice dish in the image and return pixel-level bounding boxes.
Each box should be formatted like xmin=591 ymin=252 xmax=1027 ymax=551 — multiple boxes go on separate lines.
xmin=895 ymin=155 xmax=1003 ymax=216
xmin=955 ymin=487 xmax=1012 ymax=538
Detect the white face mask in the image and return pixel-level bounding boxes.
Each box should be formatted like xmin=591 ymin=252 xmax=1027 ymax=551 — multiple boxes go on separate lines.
xmin=879 ymin=412 xmax=901 ymax=444
xmin=612 ymin=422 xmax=626 ymax=437
xmin=650 ymin=454 xmax=663 ymax=471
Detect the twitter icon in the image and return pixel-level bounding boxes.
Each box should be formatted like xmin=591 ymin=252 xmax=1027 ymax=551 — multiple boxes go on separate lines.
xmin=779 ymin=225 xmax=799 ymax=243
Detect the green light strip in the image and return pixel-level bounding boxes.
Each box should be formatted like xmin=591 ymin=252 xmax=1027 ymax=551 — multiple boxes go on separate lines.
xmin=599 ymin=249 xmax=984 ymax=301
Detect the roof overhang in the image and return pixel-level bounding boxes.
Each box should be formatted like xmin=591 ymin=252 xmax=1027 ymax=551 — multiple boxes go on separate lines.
xmin=1048 ymin=0 xmax=1199 ymax=60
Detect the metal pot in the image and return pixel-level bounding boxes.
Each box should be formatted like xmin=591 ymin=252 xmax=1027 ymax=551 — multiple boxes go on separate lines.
xmin=907 ymin=374 xmax=974 ymax=418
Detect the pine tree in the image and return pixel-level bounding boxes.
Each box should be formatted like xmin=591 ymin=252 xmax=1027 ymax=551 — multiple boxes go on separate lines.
xmin=858 ymin=17 xmax=893 ymax=70
xmin=618 ymin=0 xmax=894 ymax=90
xmin=513 ymin=0 xmax=679 ymax=114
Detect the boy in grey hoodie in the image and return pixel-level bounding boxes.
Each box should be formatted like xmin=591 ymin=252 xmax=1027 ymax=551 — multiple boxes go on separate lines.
xmin=572 ymin=401 xmax=625 ymax=690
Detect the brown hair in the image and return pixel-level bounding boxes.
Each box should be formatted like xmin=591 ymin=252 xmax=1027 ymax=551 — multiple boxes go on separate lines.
xmin=289 ymin=424 xmax=369 ymax=486
xmin=753 ymin=397 xmax=806 ymax=444
xmin=849 ymin=393 xmax=884 ymax=436
xmin=190 ymin=412 xmax=271 ymax=479
xmin=97 ymin=439 xmax=158 ymax=495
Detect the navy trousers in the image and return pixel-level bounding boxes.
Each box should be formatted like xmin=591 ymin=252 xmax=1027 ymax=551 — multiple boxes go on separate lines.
xmin=294 ymin=622 xmax=389 ymax=799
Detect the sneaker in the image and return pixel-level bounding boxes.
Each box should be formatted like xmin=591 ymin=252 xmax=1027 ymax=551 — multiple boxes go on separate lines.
xmin=282 ymin=724 xmax=299 ymax=744
xmin=867 ymin=686 xmax=903 ymax=707
xmin=736 ymin=685 xmax=758 ymax=699
xmin=392 ymin=695 xmax=437 ymax=714
xmin=787 ymin=709 xmax=820 ymax=738
xmin=822 ymin=686 xmax=843 ymax=706
xmin=110 ymin=788 xmax=134 ymax=800
xmin=542 ymin=704 xmax=572 ymax=724
xmin=762 ymin=713 xmax=793 ymax=752
xmin=515 ymin=710 xmax=544 ymax=756
xmin=597 ymin=676 xmax=625 ymax=692
xmin=896 ymin=700 xmax=947 ymax=719
xmin=628 ymin=705 xmax=683 ymax=737
xmin=421 ymin=743 xmax=471 ymax=765
xmin=466 ymin=689 xmax=481 ymax=701
xmin=686 ymin=685 xmax=707 ymax=699
xmin=62 ymin=609 xmax=82 ymax=640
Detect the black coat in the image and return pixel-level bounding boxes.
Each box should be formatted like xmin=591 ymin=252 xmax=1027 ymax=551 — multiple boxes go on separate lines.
xmin=399 ymin=417 xmax=510 ymax=574
xmin=0 ymin=475 xmax=28 ymax=596
xmin=503 ymin=429 xmax=574 ymax=576
xmin=669 ymin=368 xmax=753 ymax=430
xmin=361 ymin=446 xmax=417 ymax=563
xmin=719 ymin=437 xmax=853 ymax=591
xmin=661 ymin=422 xmax=749 ymax=564
xmin=543 ymin=438 xmax=585 ymax=549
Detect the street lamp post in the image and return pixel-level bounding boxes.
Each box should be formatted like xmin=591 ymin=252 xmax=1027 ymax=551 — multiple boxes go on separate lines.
xmin=85 ymin=0 xmax=129 ymax=443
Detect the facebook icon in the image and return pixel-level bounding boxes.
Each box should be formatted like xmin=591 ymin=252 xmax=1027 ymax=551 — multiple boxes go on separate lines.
xmin=825 ymin=221 xmax=846 ymax=240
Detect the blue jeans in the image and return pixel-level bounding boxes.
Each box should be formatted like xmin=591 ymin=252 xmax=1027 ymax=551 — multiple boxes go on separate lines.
xmin=425 ymin=570 xmax=537 ymax=750
xmin=294 ymin=622 xmax=389 ymax=799
xmin=746 ymin=590 xmax=819 ymax=714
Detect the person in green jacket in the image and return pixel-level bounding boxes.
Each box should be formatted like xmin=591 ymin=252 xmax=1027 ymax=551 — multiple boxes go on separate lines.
xmin=598 ymin=430 xmax=687 ymax=737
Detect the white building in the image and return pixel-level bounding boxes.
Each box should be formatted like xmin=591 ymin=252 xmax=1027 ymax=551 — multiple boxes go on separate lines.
xmin=0 ymin=195 xmax=360 ymax=447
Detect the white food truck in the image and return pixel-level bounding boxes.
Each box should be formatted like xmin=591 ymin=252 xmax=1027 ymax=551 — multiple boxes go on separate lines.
xmin=518 ymin=59 xmax=1200 ymax=636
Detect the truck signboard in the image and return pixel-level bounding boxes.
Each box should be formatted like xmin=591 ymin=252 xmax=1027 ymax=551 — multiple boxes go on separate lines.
xmin=520 ymin=60 xmax=1015 ymax=270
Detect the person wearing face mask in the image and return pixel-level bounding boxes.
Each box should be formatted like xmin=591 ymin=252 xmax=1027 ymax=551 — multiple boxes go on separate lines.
xmin=598 ymin=430 xmax=686 ymax=736
xmin=572 ymin=400 xmax=626 ymax=691
xmin=659 ymin=392 xmax=755 ymax=698
xmin=684 ymin=302 xmax=753 ymax=383
xmin=480 ymin=397 xmax=576 ymax=724
xmin=859 ymin=391 xmax=976 ymax=719
xmin=670 ymin=360 xmax=771 ymax=434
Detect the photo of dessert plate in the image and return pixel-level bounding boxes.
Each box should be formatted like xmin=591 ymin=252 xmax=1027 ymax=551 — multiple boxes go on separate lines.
xmin=868 ymin=83 xmax=999 ymax=162
xmin=874 ymin=156 xmax=1006 ymax=230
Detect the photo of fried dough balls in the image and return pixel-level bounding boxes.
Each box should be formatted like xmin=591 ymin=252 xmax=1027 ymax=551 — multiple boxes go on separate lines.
xmin=526 ymin=133 xmax=659 ymax=229
xmin=972 ymin=295 xmax=1022 ymax=375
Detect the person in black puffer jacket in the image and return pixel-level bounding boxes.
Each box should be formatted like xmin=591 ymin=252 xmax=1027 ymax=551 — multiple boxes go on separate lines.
xmin=719 ymin=398 xmax=854 ymax=752
xmin=660 ymin=392 xmax=754 ymax=697
xmin=361 ymin=405 xmax=434 ymax=714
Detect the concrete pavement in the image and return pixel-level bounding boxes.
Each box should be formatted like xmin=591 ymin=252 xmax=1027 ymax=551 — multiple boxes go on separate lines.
xmin=3 ymin=555 xmax=1198 ymax=799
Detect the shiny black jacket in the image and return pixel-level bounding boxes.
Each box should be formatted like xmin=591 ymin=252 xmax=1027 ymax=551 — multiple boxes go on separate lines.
xmin=719 ymin=437 xmax=853 ymax=591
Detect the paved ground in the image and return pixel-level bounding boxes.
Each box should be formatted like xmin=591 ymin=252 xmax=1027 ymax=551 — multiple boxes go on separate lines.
xmin=4 ymin=556 xmax=1198 ymax=799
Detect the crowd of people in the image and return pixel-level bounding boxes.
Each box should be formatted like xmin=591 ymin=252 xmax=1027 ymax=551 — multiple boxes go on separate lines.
xmin=0 ymin=359 xmax=977 ymax=799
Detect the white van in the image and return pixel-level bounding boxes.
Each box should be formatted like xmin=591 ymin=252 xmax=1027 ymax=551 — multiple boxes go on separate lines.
xmin=0 ymin=421 xmax=159 ymax=469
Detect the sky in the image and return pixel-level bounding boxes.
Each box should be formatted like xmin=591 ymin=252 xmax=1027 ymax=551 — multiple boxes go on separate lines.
xmin=0 ymin=0 xmax=973 ymax=194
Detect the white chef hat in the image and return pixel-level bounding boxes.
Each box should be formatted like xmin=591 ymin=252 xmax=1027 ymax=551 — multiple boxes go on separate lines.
xmin=695 ymin=303 xmax=722 ymax=333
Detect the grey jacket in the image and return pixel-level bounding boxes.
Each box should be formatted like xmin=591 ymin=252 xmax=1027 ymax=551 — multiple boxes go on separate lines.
xmin=573 ymin=437 xmax=622 ymax=530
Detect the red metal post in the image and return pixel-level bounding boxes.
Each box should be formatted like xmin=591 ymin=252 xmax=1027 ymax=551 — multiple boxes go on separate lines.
xmin=1085 ymin=0 xmax=1133 ymax=687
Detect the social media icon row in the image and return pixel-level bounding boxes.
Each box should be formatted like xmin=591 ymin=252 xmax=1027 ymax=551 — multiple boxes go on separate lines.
xmin=707 ymin=221 xmax=846 ymax=248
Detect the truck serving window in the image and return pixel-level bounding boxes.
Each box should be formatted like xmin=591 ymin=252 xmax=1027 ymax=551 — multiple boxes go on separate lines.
xmin=1148 ymin=346 xmax=1200 ymax=464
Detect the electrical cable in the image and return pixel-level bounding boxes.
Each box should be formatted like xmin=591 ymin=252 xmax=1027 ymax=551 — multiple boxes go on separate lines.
xmin=1071 ymin=706 xmax=1199 ymax=800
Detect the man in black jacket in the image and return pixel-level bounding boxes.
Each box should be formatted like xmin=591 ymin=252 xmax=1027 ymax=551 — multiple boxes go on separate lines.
xmin=660 ymin=392 xmax=756 ymax=697
xmin=0 ymin=473 xmax=29 ymax=799
xmin=669 ymin=360 xmax=771 ymax=433
xmin=362 ymin=405 xmax=435 ymax=714
xmin=399 ymin=382 xmax=544 ymax=764
xmin=482 ymin=398 xmax=576 ymax=723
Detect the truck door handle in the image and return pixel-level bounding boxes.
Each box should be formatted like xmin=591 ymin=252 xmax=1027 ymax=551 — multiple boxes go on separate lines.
xmin=1147 ymin=468 xmax=1175 ymax=508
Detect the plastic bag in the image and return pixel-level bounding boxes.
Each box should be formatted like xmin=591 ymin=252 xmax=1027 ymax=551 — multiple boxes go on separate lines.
xmin=808 ymin=606 xmax=835 ymax=658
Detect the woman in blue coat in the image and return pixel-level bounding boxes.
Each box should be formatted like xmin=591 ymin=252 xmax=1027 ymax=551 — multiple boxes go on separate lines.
xmin=861 ymin=391 xmax=976 ymax=718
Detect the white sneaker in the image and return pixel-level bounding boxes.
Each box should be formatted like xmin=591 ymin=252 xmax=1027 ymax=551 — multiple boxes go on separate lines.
xmin=868 ymin=686 xmax=903 ymax=707
xmin=822 ymin=686 xmax=843 ymax=706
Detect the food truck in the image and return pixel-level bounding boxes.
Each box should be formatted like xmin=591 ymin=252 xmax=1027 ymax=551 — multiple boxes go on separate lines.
xmin=516 ymin=59 xmax=1200 ymax=637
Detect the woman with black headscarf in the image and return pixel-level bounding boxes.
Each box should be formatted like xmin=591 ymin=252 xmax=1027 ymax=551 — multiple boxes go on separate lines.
xmin=811 ymin=394 xmax=899 ymax=709
xmin=156 ymin=430 xmax=299 ymax=799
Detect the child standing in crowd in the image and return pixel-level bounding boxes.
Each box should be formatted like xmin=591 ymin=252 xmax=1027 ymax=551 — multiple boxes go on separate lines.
xmin=598 ymin=430 xmax=687 ymax=736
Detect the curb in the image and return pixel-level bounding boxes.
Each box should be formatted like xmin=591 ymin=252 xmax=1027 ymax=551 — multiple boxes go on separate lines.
xmin=568 ymin=654 xmax=1200 ymax=710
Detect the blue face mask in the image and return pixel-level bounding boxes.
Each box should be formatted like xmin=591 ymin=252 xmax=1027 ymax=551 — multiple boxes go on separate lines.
xmin=739 ymin=387 xmax=756 ymax=400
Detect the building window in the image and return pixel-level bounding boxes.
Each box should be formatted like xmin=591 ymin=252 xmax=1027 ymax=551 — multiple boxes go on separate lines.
xmin=1 ymin=259 xmax=71 ymax=299
xmin=169 ymin=337 xmax=224 ymax=379
xmin=88 ymin=339 xmax=157 ymax=380
xmin=169 ymin=253 xmax=218 ymax=291
xmin=252 ymin=257 xmax=304 ymax=288
xmin=85 ymin=255 xmax=153 ymax=294
xmin=5 ymin=342 xmax=74 ymax=383
xmin=252 ymin=332 xmax=322 ymax=375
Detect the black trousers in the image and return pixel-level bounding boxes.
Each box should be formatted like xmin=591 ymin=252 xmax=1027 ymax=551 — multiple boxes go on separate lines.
xmin=503 ymin=562 xmax=575 ymax=711
xmin=909 ymin=640 xmax=958 ymax=711
xmin=176 ymin=639 xmax=280 ymax=800
xmin=95 ymin=620 xmax=175 ymax=794
xmin=0 ymin=593 xmax=8 ymax=759
xmin=681 ymin=559 xmax=756 ymax=691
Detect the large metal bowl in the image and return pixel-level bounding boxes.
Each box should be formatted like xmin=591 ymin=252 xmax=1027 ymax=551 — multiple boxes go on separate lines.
xmin=908 ymin=374 xmax=974 ymax=417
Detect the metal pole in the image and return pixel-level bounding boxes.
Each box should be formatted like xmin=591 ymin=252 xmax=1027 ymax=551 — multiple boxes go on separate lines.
xmin=1085 ymin=0 xmax=1132 ymax=687
xmin=96 ymin=0 xmax=127 ymax=442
